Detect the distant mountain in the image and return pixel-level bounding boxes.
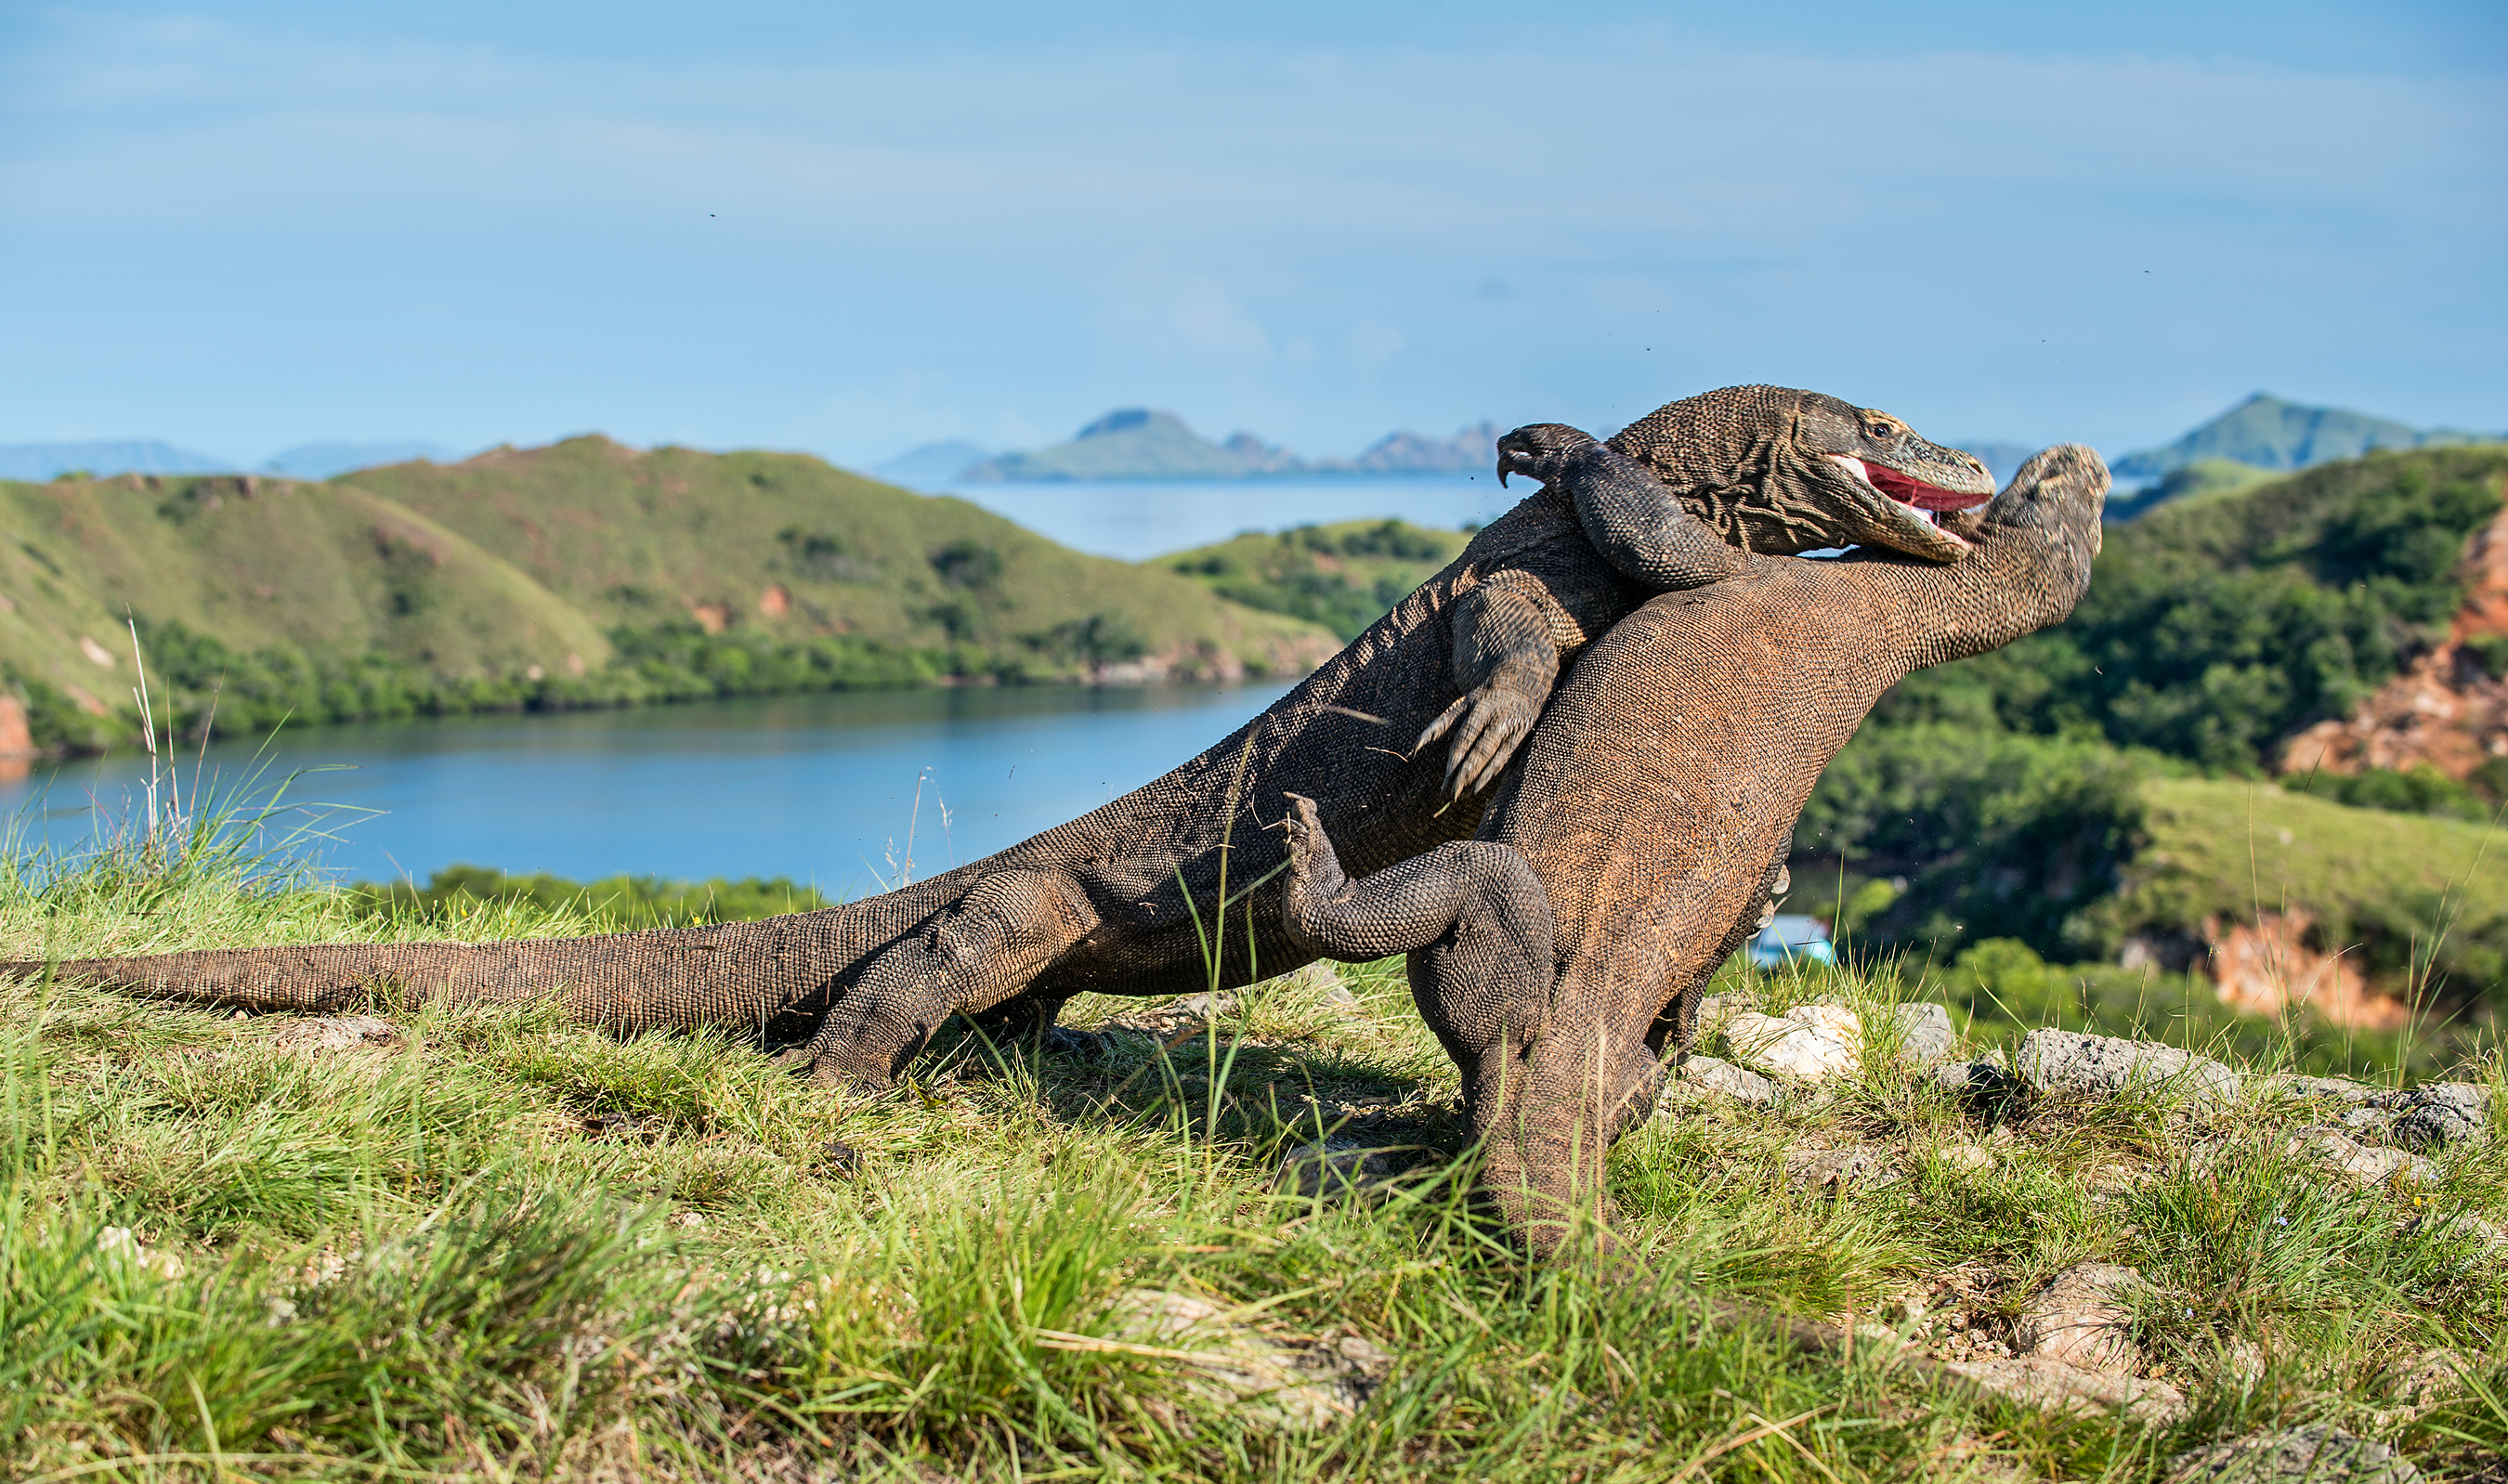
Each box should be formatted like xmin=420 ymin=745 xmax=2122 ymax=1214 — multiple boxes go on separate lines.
xmin=960 ymin=410 xmax=1285 ymax=481
xmin=871 ymin=439 xmax=993 ymax=487
xmin=961 ymin=409 xmax=1500 ymax=482
xmin=0 ymin=439 xmax=234 ymax=482
xmin=2110 ymin=393 xmax=2499 ymax=483
xmin=1313 ymin=421 xmax=1498 ymax=475
xmin=262 ymin=441 xmax=461 ymax=480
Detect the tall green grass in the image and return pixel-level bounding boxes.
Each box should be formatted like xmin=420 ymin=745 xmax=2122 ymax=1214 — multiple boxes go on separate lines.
xmin=2 ymin=801 xmax=2502 ymax=1478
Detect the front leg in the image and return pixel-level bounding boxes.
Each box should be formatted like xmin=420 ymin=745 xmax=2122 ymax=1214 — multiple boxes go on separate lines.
xmin=797 ymin=869 xmax=1099 ymax=1087
xmin=1500 ymin=423 xmax=1748 ymax=589
xmin=1415 ymin=579 xmax=1561 ymax=801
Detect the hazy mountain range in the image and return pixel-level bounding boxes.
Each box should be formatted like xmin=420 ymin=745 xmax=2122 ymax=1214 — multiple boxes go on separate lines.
xmin=0 ymin=439 xmax=462 ymax=483
xmin=882 ymin=410 xmax=1501 ymax=484
xmin=8 ymin=394 xmax=2496 ymax=492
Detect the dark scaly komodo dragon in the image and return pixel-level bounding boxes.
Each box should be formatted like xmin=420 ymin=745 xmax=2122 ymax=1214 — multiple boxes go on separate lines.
xmin=10 ymin=387 xmax=1992 ymax=1090
xmin=1280 ymin=442 xmax=2109 ymax=1247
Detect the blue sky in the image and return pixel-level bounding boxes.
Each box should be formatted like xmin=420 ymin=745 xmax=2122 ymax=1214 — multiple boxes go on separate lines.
xmin=3 ymin=1 xmax=2501 ymax=467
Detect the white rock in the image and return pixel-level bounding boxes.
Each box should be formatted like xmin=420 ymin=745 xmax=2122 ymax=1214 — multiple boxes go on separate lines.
xmin=2017 ymin=1029 xmax=2237 ymax=1109
xmin=2285 ymin=1126 xmax=2436 ymax=1191
xmin=1890 ymin=1003 xmax=1958 ymax=1065
xmin=1108 ymin=1289 xmax=1389 ymax=1429
xmin=269 ymin=1014 xmax=401 ymax=1054
xmin=1666 ymin=1054 xmax=1777 ymax=1108
xmin=1947 ymin=1355 xmax=2187 ymax=1420
xmin=2164 ymin=1423 xmax=2420 ymax=1483
xmin=2016 ymin=1262 xmax=2144 ymax=1373
xmin=1725 ymin=1009 xmax=1859 ymax=1081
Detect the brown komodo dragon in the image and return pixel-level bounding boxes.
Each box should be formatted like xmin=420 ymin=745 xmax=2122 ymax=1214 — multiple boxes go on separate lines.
xmin=10 ymin=387 xmax=1993 ymax=1089
xmin=1279 ymin=442 xmax=2109 ymax=1246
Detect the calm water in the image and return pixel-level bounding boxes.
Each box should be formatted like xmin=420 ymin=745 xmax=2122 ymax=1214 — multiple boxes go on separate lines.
xmin=932 ymin=472 xmax=1511 ymax=559
xmin=5 ymin=684 xmax=1294 ymax=894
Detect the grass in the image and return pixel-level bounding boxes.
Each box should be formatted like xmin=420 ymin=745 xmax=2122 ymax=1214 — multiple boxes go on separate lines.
xmin=2 ymin=817 xmax=2504 ymax=1480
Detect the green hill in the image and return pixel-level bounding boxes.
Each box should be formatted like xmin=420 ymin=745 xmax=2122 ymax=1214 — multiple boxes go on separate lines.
xmin=2110 ymin=392 xmax=2498 ymax=484
xmin=1161 ymin=518 xmax=1471 ymax=640
xmin=0 ymin=442 xmax=1338 ymax=749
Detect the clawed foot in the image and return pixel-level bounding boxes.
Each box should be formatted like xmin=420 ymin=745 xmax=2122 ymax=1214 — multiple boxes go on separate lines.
xmin=1415 ymin=686 xmax=1538 ymax=800
xmin=1279 ymin=792 xmax=1342 ymax=893
xmin=1495 ymin=423 xmax=1600 ymax=488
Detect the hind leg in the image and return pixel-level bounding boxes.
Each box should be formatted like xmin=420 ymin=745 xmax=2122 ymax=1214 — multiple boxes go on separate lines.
xmin=1279 ymin=791 xmax=1554 ymax=1124
xmin=798 ymin=870 xmax=1100 ymax=1087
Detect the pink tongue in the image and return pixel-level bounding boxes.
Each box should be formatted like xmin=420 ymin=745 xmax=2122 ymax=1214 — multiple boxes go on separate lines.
xmin=1867 ymin=462 xmax=1991 ymax=512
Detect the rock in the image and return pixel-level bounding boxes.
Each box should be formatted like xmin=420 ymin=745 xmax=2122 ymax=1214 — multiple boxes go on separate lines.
xmin=1933 ymin=1059 xmax=2020 ymax=1100
xmin=584 ymin=1111 xmax=659 ymax=1142
xmin=1668 ymin=1054 xmax=1777 ymax=1109
xmin=269 ymin=1014 xmax=401 ymax=1054
xmin=2015 ymin=1262 xmax=2144 ymax=1373
xmin=1265 ymin=961 xmax=1354 ymax=1009
xmin=2285 ymin=1126 xmax=2436 ymax=1190
xmin=2383 ymin=1347 xmax=2467 ymax=1406
xmin=2016 ymin=1029 xmax=2238 ymax=1109
xmin=1692 ymin=994 xmax=1751 ymax=1035
xmin=2384 ymin=1081 xmax=2491 ymax=1152
xmin=2271 ymin=1074 xmax=2379 ymax=1105
xmin=2164 ymin=1424 xmax=2420 ymax=1483
xmin=1274 ymin=1139 xmax=1405 ymax=1204
xmin=1935 ymin=1141 xmax=1994 ymax=1173
xmin=1724 ymin=1006 xmax=1859 ymax=1081
xmin=1890 ymin=1003 xmax=1957 ymax=1066
xmin=2340 ymin=1106 xmax=2399 ymax=1137
xmin=1785 ymin=1145 xmax=1897 ymax=1194
xmin=1107 ymin=1289 xmax=1390 ymax=1429
xmin=1171 ymin=992 xmax=1235 ymax=1020
xmin=95 ymin=1226 xmax=185 ymax=1281
xmin=1947 ymin=1356 xmax=2187 ymax=1420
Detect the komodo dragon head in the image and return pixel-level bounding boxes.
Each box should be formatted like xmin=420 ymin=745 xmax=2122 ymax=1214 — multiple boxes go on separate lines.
xmin=1604 ymin=384 xmax=1995 ymax=563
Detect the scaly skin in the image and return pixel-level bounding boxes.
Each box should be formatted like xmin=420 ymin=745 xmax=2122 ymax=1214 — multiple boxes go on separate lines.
xmin=7 ymin=387 xmax=1991 ymax=1090
xmin=1282 ymin=443 xmax=2108 ymax=1248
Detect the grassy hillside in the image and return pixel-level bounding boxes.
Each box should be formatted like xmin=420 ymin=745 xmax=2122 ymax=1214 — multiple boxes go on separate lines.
xmin=4 ymin=832 xmax=2501 ymax=1478
xmin=1875 ymin=446 xmax=2508 ymax=773
xmin=1162 ymin=518 xmax=1472 ymax=641
xmin=0 ymin=473 xmax=610 ymax=747
xmin=347 ymin=436 xmax=1331 ymax=672
xmin=0 ymin=444 xmax=1339 ymax=749
xmin=1808 ymin=447 xmax=2508 ymax=1016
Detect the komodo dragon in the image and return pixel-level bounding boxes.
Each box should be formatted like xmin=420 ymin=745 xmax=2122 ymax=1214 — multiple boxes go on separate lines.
xmin=1279 ymin=442 xmax=2109 ymax=1247
xmin=11 ymin=388 xmax=1992 ymax=1089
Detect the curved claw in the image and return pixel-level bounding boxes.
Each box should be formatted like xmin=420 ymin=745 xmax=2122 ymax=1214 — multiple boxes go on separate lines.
xmin=1430 ymin=688 xmax=1538 ymax=801
xmin=1415 ymin=694 xmax=1471 ymax=753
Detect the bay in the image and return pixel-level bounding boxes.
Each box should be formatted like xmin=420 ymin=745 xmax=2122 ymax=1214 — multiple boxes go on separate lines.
xmin=1 ymin=683 xmax=1294 ymax=896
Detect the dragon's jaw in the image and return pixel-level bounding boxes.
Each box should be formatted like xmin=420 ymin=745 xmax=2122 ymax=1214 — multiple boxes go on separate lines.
xmin=1823 ymin=453 xmax=1994 ymax=555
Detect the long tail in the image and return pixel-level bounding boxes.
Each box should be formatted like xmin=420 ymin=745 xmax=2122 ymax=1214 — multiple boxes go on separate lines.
xmin=3 ymin=873 xmax=971 ymax=1040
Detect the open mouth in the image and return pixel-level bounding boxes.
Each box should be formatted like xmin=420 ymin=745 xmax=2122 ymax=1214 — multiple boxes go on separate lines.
xmin=1828 ymin=455 xmax=1993 ymax=513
